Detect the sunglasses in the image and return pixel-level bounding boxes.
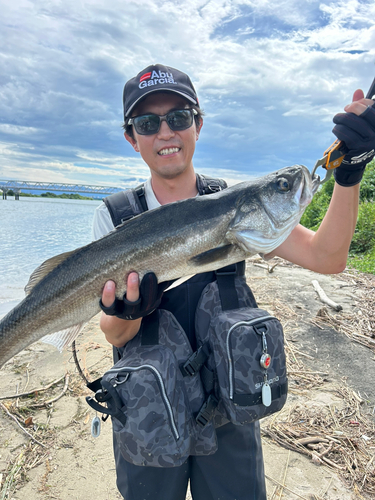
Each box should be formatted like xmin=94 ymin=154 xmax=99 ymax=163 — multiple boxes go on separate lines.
xmin=128 ymin=108 xmax=198 ymax=136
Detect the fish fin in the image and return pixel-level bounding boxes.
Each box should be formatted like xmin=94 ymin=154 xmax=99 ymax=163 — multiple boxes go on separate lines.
xmin=189 ymin=244 xmax=233 ymax=266
xmin=25 ymin=250 xmax=76 ymax=295
xmin=164 ymin=275 xmax=196 ymax=291
xmin=41 ymin=323 xmax=86 ymax=352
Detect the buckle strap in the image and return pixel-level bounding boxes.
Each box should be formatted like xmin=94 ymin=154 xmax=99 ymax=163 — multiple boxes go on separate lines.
xmin=86 ymin=377 xmax=103 ymax=393
xmin=200 ymin=365 xmax=215 ymax=394
xmin=215 ymin=264 xmax=239 ymax=311
xmin=196 ymin=394 xmax=219 ymax=428
xmin=180 ymin=344 xmax=209 ymax=377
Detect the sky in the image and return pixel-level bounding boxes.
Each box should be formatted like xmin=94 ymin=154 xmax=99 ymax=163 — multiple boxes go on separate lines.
xmin=1 ymin=0 xmax=375 ymax=189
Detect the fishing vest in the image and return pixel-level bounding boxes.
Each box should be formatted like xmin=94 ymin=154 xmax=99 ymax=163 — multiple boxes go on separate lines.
xmin=86 ymin=174 xmax=288 ymax=467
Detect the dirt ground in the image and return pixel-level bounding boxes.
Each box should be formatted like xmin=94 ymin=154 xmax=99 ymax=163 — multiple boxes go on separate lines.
xmin=0 ymin=259 xmax=374 ymax=500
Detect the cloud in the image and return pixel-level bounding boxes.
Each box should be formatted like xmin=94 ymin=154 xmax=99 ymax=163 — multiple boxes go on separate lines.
xmin=0 ymin=0 xmax=374 ymax=187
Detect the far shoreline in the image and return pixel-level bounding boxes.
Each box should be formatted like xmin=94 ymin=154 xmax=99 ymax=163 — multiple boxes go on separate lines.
xmin=3 ymin=191 xmax=96 ymax=201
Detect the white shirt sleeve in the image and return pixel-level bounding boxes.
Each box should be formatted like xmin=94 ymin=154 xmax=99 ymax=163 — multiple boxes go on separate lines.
xmin=92 ymin=179 xmax=158 ymax=241
xmin=92 ymin=202 xmax=115 ymax=241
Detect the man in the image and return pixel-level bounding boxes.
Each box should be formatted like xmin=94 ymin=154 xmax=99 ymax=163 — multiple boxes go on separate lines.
xmin=92 ymin=64 xmax=375 ymax=500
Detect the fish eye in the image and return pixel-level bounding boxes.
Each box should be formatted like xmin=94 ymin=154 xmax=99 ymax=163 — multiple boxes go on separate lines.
xmin=276 ymin=178 xmax=290 ymax=192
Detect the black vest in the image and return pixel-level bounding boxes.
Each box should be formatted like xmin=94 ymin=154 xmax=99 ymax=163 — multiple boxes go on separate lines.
xmin=103 ymin=174 xmax=246 ymax=350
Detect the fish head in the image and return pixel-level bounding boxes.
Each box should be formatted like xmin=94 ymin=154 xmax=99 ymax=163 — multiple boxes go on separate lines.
xmin=227 ymin=164 xmax=318 ymax=255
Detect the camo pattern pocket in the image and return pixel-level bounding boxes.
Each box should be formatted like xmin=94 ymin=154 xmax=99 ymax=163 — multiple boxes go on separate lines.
xmin=156 ymin=310 xmax=217 ymax=456
xmin=196 ymin=279 xmax=288 ymax=426
xmin=104 ymin=345 xmax=192 ymax=467
xmin=104 ymin=309 xmax=217 ymax=467
xmin=210 ymin=310 xmax=288 ymax=424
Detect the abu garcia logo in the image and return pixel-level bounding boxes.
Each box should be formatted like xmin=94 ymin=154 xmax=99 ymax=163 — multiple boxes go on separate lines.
xmin=139 ymin=70 xmax=177 ymax=89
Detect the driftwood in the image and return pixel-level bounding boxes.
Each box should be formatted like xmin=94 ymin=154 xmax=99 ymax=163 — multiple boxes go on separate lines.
xmin=0 ymin=374 xmax=66 ymax=400
xmin=0 ymin=402 xmax=46 ymax=448
xmin=311 ymin=280 xmax=343 ymax=311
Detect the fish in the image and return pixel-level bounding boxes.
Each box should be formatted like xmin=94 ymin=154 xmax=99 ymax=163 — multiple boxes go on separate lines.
xmin=0 ymin=165 xmax=319 ymax=368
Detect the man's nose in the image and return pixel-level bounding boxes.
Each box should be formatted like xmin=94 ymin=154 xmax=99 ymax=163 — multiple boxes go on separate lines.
xmin=157 ymin=118 xmax=175 ymax=138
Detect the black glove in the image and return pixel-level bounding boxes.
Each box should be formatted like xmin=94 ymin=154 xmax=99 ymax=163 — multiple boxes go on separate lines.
xmin=99 ymin=272 xmax=172 ymax=320
xmin=332 ymin=102 xmax=375 ymax=186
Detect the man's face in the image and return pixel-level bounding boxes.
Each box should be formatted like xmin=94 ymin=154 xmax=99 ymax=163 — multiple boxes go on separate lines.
xmin=125 ymin=93 xmax=202 ymax=180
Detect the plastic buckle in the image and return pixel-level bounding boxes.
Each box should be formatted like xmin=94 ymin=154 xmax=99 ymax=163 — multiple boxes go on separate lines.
xmin=95 ymin=389 xmax=110 ymax=403
xmin=196 ymin=394 xmax=218 ymax=428
xmin=181 ymin=346 xmax=204 ymax=377
xmin=205 ymin=183 xmax=222 ymax=193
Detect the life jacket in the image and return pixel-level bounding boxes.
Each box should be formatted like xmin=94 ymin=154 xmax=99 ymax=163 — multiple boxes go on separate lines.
xmin=86 ymin=174 xmax=288 ymax=467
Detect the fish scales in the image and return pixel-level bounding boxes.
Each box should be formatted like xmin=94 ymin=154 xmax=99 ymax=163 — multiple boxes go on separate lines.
xmin=0 ymin=165 xmax=319 ymax=368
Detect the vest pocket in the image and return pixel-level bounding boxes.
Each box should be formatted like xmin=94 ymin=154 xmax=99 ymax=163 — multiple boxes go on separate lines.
xmin=105 ymin=345 xmax=191 ymax=467
xmin=210 ymin=309 xmax=288 ymax=425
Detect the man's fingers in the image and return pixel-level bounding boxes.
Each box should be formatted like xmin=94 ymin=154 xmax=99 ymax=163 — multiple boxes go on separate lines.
xmin=352 ymin=89 xmax=365 ymax=102
xmin=126 ymin=272 xmax=140 ymax=303
xmin=343 ymin=89 xmax=374 ymax=116
xmin=101 ymin=274 xmax=139 ymax=312
xmin=102 ymin=280 xmax=116 ymax=307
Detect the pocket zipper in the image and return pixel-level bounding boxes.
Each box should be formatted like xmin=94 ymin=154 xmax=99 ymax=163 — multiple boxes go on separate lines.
xmin=226 ymin=315 xmax=276 ymax=400
xmin=106 ymin=365 xmax=180 ymax=441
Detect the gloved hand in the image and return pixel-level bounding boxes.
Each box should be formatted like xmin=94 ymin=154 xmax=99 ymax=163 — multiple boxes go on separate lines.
xmin=332 ymin=102 xmax=375 ymax=186
xmin=99 ymin=272 xmax=171 ymax=320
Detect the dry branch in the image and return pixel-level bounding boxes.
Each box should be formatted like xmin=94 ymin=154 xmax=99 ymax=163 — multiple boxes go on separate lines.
xmin=28 ymin=373 xmax=69 ymax=408
xmin=312 ymin=280 xmax=343 ymax=311
xmin=0 ymin=375 xmax=66 ymax=400
xmin=0 ymin=402 xmax=46 ymax=448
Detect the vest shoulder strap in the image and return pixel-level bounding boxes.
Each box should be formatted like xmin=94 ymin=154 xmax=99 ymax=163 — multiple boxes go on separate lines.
xmin=196 ymin=173 xmax=227 ymax=195
xmin=104 ymin=174 xmax=228 ymax=228
xmin=103 ymin=184 xmax=147 ymax=228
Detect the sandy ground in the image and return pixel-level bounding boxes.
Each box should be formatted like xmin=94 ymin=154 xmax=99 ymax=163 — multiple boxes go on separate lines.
xmin=0 ymin=259 xmax=374 ymax=500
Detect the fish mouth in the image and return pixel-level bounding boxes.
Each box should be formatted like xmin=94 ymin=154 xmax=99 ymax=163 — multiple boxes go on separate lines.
xmin=297 ymin=166 xmax=318 ymax=207
xmin=311 ymin=173 xmax=321 ymax=195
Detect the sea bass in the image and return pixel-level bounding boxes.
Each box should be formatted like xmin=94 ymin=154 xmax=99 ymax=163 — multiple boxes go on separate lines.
xmin=0 ymin=165 xmax=319 ymax=368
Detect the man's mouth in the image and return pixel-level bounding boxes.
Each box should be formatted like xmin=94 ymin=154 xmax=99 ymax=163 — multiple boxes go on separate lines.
xmin=158 ymin=147 xmax=180 ymax=156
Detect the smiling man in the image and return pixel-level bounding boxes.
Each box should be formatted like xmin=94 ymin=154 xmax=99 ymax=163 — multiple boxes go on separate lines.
xmin=92 ymin=64 xmax=375 ymax=500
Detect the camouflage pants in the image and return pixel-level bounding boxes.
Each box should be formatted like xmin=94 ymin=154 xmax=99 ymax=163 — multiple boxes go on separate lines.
xmin=113 ymin=420 xmax=267 ymax=500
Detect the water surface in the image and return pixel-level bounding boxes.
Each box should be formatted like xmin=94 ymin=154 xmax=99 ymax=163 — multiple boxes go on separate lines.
xmin=0 ymin=197 xmax=101 ymax=316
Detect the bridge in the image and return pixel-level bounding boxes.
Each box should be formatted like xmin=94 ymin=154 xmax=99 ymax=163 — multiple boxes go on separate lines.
xmin=0 ymin=180 xmax=122 ymax=199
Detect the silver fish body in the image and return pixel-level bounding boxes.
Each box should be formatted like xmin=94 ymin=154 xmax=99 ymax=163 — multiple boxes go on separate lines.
xmin=0 ymin=165 xmax=319 ymax=368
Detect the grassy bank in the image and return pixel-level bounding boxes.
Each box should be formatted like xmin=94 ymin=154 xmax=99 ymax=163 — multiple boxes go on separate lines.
xmin=6 ymin=190 xmax=94 ymax=200
xmin=301 ymin=160 xmax=375 ymax=275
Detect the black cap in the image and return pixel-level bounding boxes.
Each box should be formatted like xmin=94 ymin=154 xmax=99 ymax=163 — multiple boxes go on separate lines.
xmin=123 ymin=64 xmax=199 ymax=119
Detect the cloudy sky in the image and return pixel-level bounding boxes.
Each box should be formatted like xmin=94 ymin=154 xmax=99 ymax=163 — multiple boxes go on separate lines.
xmin=1 ymin=0 xmax=374 ymax=189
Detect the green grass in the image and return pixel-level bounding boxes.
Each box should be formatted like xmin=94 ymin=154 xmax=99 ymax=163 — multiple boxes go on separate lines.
xmin=348 ymin=248 xmax=375 ymax=275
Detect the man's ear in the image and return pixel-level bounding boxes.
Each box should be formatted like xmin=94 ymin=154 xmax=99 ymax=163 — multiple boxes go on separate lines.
xmin=196 ymin=117 xmax=203 ymax=141
xmin=125 ymin=132 xmax=139 ymax=152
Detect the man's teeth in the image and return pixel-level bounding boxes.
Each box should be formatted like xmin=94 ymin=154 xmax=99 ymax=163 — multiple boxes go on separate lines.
xmin=158 ymin=147 xmax=180 ymax=156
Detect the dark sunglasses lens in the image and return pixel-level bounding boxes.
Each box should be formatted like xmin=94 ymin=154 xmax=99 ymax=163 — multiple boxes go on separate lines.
xmin=166 ymin=110 xmax=193 ymax=131
xmin=133 ymin=109 xmax=194 ymax=135
xmin=133 ymin=115 xmax=160 ymax=135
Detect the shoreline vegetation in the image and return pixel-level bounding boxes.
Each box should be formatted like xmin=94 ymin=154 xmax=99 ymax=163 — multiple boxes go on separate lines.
xmin=301 ymin=159 xmax=375 ymax=275
xmin=4 ymin=190 xmax=95 ymax=200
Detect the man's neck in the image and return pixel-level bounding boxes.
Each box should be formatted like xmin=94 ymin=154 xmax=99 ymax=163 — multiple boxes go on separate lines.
xmin=150 ymin=169 xmax=198 ymax=205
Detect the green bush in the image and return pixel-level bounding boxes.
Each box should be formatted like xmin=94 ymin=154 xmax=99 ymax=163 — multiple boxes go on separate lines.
xmin=350 ymin=201 xmax=375 ymax=253
xmin=301 ymin=160 xmax=375 ymax=275
xmin=359 ymin=160 xmax=375 ymax=201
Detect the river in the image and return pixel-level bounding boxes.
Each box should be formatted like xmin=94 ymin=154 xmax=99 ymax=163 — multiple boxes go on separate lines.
xmin=0 ymin=196 xmax=102 ymax=317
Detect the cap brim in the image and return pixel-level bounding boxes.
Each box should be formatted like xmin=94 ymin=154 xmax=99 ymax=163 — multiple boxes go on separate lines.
xmin=126 ymin=89 xmax=197 ymax=117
